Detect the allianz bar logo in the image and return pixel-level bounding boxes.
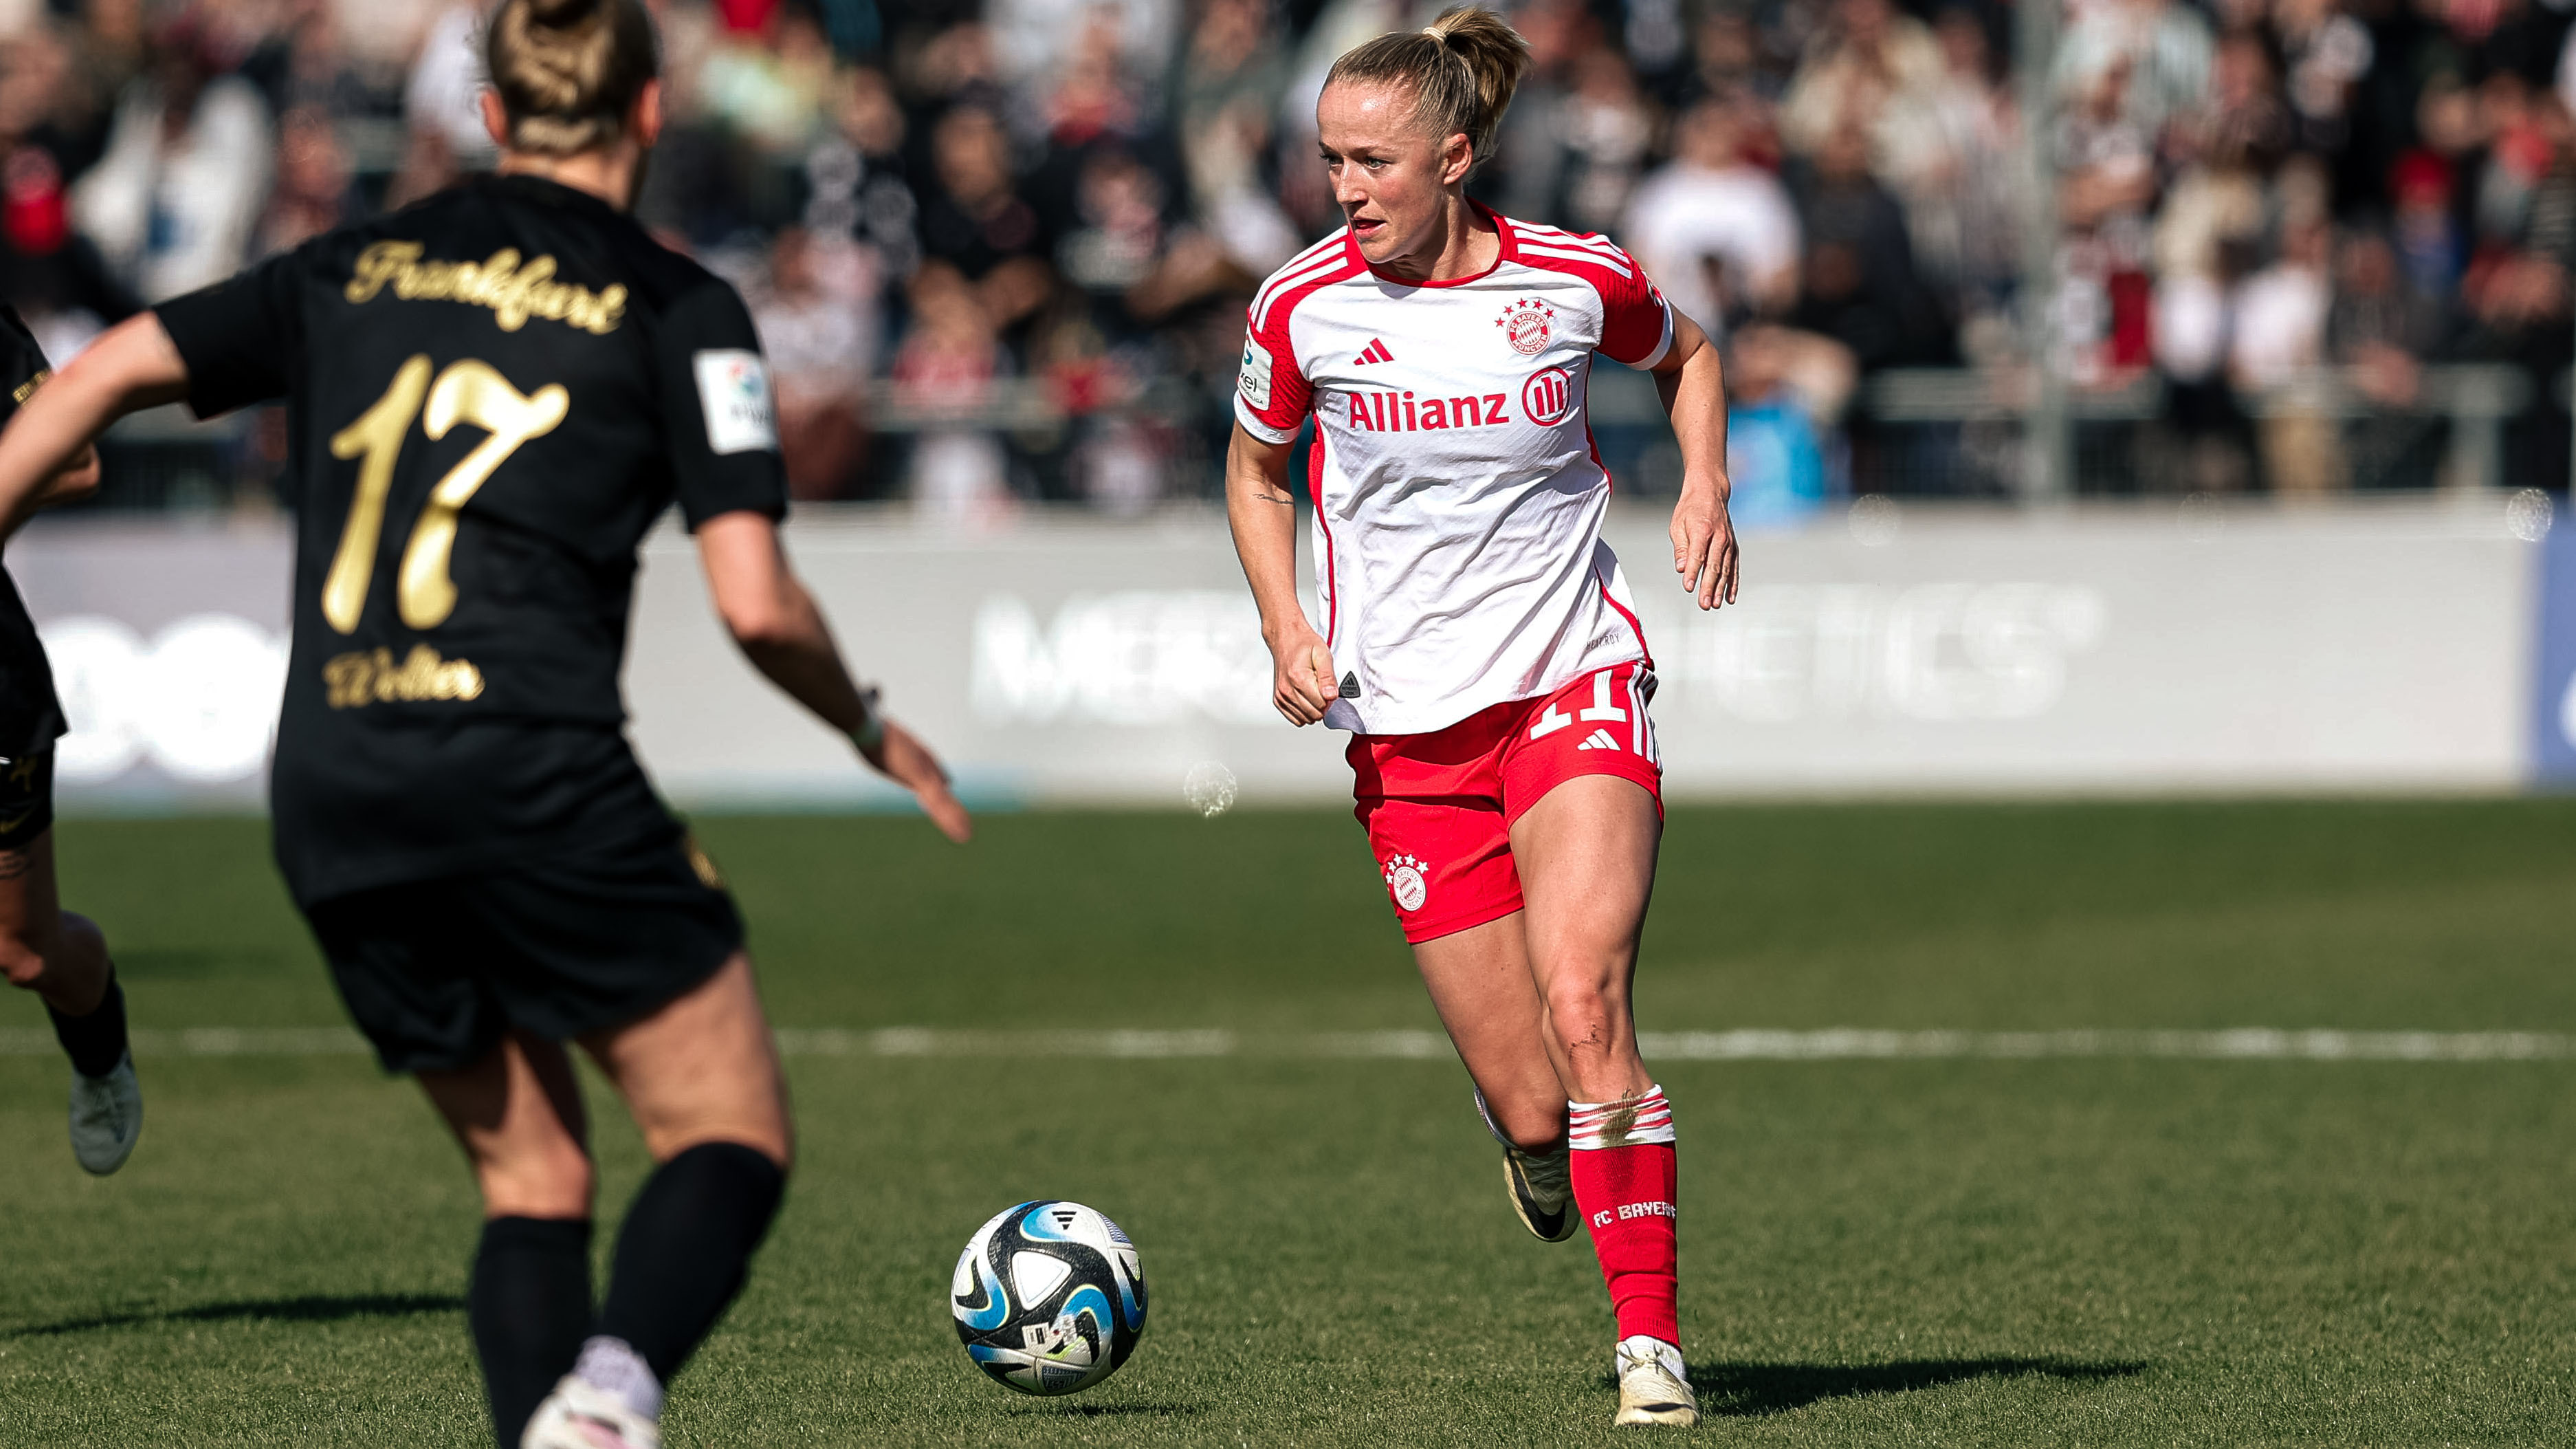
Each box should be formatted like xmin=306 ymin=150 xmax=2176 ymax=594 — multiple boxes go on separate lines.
xmin=1342 ymin=388 xmax=1511 ymax=432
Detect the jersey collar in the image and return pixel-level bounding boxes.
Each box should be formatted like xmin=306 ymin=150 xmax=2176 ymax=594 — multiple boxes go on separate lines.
xmin=1363 ymin=201 xmax=1514 ymax=288
xmin=482 ymin=171 xmax=626 ymax=221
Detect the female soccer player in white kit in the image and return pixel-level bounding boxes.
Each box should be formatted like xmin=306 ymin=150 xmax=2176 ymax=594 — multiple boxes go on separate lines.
xmin=1224 ymin=6 xmax=1739 ymax=1428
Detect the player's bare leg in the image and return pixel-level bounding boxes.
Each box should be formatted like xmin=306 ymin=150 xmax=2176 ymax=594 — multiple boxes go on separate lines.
xmin=420 ymin=1029 xmax=595 ymax=1219
xmin=1510 ymin=774 xmax=1696 ymax=1426
xmin=1414 ymin=916 xmax=1565 ymax=1145
xmin=581 ymin=952 xmax=792 ymax=1168
xmin=0 ymin=827 xmax=136 ymax=1174
xmin=1509 ymin=776 xmax=1658 ymax=1105
xmin=518 ymin=953 xmax=792 ymax=1449
xmin=1413 ymin=917 xmax=1579 ymax=1239
xmin=421 ymin=1031 xmax=597 ymax=1446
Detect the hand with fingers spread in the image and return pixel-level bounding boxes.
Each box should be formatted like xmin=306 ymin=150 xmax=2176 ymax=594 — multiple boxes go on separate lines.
xmin=857 ymin=719 xmax=973 ymax=842
xmin=1267 ymin=620 xmax=1341 ymax=726
xmin=1670 ymin=470 xmax=1740 ymax=611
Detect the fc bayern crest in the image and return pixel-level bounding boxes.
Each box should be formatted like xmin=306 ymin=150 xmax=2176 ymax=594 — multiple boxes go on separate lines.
xmin=1497 ymin=298 xmax=1555 ymax=356
xmin=1383 ymin=854 xmax=1431 ymax=912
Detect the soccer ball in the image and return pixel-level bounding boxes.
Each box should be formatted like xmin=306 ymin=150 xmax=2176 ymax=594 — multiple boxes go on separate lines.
xmin=950 ymin=1199 xmax=1147 ymax=1395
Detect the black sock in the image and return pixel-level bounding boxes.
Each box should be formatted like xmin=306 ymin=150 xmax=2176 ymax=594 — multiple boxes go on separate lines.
xmin=45 ymin=970 xmax=126 ymax=1079
xmin=470 ymin=1216 xmax=595 ymax=1448
xmin=595 ymin=1142 xmax=786 ymax=1384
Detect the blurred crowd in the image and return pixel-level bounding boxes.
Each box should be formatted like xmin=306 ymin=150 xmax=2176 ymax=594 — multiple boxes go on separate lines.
xmin=1 ymin=0 xmax=2570 ymax=512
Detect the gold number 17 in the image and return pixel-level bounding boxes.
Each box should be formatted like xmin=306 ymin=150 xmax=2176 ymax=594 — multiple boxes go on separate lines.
xmin=321 ymin=353 xmax=569 ymax=633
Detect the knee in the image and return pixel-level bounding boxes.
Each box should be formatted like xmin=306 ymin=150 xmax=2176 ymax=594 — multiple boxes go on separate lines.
xmin=59 ymin=913 xmax=104 ymax=961
xmin=1541 ymin=979 xmax=1617 ymax=1044
xmin=476 ymin=1140 xmax=596 ymax=1220
xmin=0 ymin=929 xmax=49 ymax=990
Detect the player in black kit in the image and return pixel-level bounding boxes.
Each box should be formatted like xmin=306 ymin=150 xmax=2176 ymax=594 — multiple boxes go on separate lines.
xmin=0 ymin=3 xmax=969 ymax=1446
xmin=0 ymin=309 xmax=139 ymax=1177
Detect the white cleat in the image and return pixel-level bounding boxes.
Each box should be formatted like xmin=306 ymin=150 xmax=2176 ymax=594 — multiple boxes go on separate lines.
xmin=522 ymin=1377 xmax=661 ymax=1449
xmin=68 ymin=1052 xmax=140 ymax=1175
xmin=1614 ymin=1335 xmax=1699 ymax=1428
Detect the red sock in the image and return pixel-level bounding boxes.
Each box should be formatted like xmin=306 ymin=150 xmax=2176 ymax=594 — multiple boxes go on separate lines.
xmin=1567 ymin=1085 xmax=1679 ymax=1346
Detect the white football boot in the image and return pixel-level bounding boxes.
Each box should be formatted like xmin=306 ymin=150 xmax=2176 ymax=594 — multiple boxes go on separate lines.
xmin=1614 ymin=1335 xmax=1699 ymax=1428
xmin=68 ymin=1051 xmax=140 ymax=1175
xmin=522 ymin=1377 xmax=661 ymax=1449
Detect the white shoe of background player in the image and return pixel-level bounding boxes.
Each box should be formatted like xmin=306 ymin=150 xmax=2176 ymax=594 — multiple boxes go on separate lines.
xmin=68 ymin=1051 xmax=140 ymax=1175
xmin=522 ymin=1376 xmax=661 ymax=1449
xmin=1613 ymin=1334 xmax=1700 ymax=1427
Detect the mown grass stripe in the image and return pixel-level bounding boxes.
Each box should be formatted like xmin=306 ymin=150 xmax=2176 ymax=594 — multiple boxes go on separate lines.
xmin=4 ymin=1027 xmax=2571 ymax=1061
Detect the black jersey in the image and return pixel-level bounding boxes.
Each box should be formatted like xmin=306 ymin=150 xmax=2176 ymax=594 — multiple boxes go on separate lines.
xmin=154 ymin=174 xmax=787 ymax=904
xmin=0 ymin=306 xmax=65 ymax=761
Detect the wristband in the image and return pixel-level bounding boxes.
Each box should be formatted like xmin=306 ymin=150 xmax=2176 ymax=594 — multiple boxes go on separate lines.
xmin=850 ymin=684 xmax=885 ymax=752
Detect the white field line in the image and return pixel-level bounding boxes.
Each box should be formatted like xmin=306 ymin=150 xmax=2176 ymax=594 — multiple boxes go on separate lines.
xmin=0 ymin=1027 xmax=2571 ymax=1062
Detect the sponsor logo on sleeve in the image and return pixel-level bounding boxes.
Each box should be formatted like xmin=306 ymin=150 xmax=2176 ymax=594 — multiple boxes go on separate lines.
xmin=692 ymin=349 xmax=778 ymax=455
xmin=1238 ymin=340 xmax=1273 ymax=411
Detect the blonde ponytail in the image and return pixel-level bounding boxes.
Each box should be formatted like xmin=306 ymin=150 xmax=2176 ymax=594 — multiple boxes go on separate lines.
xmin=485 ymin=0 xmax=661 ymax=156
xmin=1326 ymin=6 xmax=1532 ymax=175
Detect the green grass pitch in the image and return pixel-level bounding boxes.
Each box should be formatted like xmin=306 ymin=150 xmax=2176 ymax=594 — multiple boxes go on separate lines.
xmin=5 ymin=800 xmax=2576 ymax=1445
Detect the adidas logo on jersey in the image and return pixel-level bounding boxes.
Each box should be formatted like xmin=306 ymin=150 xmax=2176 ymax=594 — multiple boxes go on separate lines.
xmin=1576 ymin=728 xmax=1623 ymax=752
xmin=1354 ymin=338 xmax=1395 ymax=364
xmin=1343 ymin=388 xmax=1511 ymax=433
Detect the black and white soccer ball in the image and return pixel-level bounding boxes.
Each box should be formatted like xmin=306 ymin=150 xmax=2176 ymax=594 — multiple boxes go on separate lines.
xmin=950 ymin=1200 xmax=1147 ymax=1395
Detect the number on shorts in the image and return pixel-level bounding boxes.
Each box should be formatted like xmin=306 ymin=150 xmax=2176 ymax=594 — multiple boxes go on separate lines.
xmin=1578 ymin=669 xmax=1629 ymax=723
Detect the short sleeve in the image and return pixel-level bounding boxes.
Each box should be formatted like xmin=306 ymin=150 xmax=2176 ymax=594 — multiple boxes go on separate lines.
xmin=1596 ymin=248 xmax=1676 ymax=371
xmin=153 ymin=250 xmax=306 ymax=417
xmin=1232 ymin=302 xmax=1314 ymax=444
xmin=654 ymin=279 xmax=789 ymax=529
xmin=0 ymin=307 xmax=52 ymax=426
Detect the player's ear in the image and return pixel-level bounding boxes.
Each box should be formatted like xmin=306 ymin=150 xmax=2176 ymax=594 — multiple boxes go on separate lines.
xmin=1442 ymin=132 xmax=1473 ymax=187
xmin=479 ymin=89 xmax=509 ymax=150
xmin=631 ymin=79 xmax=665 ymax=150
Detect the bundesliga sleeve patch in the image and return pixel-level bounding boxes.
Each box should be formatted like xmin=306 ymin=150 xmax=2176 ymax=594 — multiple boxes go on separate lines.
xmin=1237 ymin=340 xmax=1273 ymax=412
xmin=692 ymin=349 xmax=779 ymax=455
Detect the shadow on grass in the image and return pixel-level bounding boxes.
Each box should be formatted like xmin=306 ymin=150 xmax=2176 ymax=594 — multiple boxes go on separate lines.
xmin=1595 ymin=1358 xmax=2146 ymax=1417
xmin=8 ymin=1292 xmax=463 ymax=1338
xmin=1008 ymin=1404 xmax=1199 ymax=1418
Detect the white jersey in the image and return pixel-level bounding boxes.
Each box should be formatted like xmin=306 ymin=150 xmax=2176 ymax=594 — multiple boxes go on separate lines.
xmin=1235 ymin=208 xmax=1676 ymax=736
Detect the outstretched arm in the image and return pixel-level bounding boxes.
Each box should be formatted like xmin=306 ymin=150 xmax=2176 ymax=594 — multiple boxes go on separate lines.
xmin=695 ymin=510 xmax=971 ymax=842
xmin=0 ymin=315 xmax=191 ymax=538
xmin=1651 ymin=312 xmax=1739 ymax=610
xmin=1224 ymin=422 xmax=1336 ymax=726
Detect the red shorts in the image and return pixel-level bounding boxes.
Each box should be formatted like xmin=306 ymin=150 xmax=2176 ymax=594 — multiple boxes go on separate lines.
xmin=1350 ymin=662 xmax=1663 ymax=944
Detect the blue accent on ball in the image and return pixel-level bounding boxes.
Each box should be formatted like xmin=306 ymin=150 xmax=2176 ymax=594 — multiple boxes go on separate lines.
xmin=1059 ymin=1283 xmax=1113 ymax=1331
xmin=1018 ymin=1203 xmax=1081 ymax=1243
xmin=958 ymin=1253 xmax=1010 ymax=1332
